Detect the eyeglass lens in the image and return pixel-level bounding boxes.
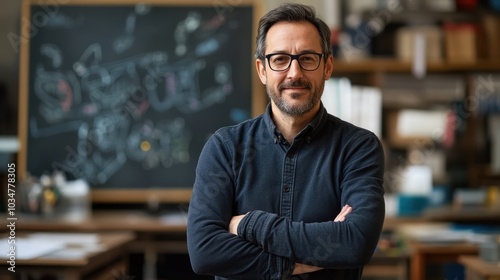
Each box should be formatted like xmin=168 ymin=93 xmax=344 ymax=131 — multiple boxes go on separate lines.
xmin=267 ymin=53 xmax=322 ymax=71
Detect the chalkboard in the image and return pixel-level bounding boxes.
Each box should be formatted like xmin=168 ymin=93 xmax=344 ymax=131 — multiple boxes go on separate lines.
xmin=18 ymin=0 xmax=263 ymax=202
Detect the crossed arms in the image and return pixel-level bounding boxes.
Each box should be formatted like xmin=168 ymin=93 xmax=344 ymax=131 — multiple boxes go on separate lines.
xmin=229 ymin=205 xmax=353 ymax=275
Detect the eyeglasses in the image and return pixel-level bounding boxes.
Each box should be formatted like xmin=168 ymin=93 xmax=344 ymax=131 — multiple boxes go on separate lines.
xmin=265 ymin=52 xmax=325 ymax=72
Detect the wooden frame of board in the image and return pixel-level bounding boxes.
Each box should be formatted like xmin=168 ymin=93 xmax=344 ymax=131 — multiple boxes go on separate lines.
xmin=17 ymin=0 xmax=266 ymax=203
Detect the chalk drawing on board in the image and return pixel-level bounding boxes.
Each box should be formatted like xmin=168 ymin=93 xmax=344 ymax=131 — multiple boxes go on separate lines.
xmin=126 ymin=118 xmax=191 ymax=170
xmin=26 ymin=5 xmax=253 ymax=188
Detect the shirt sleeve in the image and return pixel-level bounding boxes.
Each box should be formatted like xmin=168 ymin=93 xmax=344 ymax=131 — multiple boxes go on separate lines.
xmin=187 ymin=131 xmax=294 ymax=279
xmin=236 ymin=132 xmax=385 ymax=269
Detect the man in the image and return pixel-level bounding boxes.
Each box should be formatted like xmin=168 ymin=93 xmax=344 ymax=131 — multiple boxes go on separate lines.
xmin=187 ymin=3 xmax=385 ymax=279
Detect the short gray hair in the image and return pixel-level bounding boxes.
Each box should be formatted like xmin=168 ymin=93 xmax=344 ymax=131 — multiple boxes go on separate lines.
xmin=255 ymin=3 xmax=332 ymax=61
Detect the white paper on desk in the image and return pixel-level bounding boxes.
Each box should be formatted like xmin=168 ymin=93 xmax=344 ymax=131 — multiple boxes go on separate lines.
xmin=0 ymin=237 xmax=66 ymax=260
xmin=405 ymin=227 xmax=475 ymax=244
xmin=43 ymin=247 xmax=98 ymax=260
xmin=412 ymin=230 xmax=470 ymax=243
xmin=160 ymin=212 xmax=187 ymax=225
xmin=29 ymin=233 xmax=100 ymax=245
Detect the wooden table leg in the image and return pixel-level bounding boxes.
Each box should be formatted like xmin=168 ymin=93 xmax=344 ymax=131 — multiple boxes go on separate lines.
xmin=411 ymin=251 xmax=424 ymax=280
xmin=143 ymin=242 xmax=157 ymax=280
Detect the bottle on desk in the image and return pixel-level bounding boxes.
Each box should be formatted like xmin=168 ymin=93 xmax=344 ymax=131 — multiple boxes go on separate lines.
xmin=40 ymin=173 xmax=60 ymax=217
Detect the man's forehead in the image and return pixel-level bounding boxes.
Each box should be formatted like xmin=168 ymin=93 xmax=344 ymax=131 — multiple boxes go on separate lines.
xmin=266 ymin=21 xmax=321 ymax=49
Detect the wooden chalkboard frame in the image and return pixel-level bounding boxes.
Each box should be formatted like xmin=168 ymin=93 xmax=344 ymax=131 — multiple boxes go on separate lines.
xmin=18 ymin=0 xmax=266 ymax=203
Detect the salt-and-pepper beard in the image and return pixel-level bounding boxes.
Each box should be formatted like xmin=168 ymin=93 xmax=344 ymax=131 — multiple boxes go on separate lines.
xmin=266 ymin=78 xmax=324 ymax=116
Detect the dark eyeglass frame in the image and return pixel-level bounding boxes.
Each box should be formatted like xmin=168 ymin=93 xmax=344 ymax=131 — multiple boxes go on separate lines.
xmin=264 ymin=52 xmax=326 ymax=72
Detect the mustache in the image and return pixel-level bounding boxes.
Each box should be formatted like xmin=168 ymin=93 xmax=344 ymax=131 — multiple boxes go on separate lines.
xmin=278 ymin=79 xmax=311 ymax=91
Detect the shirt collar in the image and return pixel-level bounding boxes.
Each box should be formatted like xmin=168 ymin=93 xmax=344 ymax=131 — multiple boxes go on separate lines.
xmin=263 ymin=102 xmax=328 ymax=144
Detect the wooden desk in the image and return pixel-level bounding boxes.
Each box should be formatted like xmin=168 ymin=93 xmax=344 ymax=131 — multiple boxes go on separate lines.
xmin=3 ymin=211 xmax=187 ymax=280
xmin=408 ymin=241 xmax=479 ymax=280
xmin=364 ymin=252 xmax=409 ymax=280
xmin=13 ymin=210 xmax=187 ymax=233
xmin=459 ymin=255 xmax=500 ymax=280
xmin=0 ymin=231 xmax=135 ymax=280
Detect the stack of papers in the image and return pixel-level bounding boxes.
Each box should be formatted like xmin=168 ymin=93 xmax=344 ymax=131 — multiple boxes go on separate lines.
xmin=0 ymin=233 xmax=101 ymax=260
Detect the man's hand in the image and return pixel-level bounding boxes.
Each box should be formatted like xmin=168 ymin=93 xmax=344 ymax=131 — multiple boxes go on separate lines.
xmin=229 ymin=214 xmax=246 ymax=235
xmin=292 ymin=263 xmax=323 ymax=275
xmin=334 ymin=204 xmax=352 ymax=222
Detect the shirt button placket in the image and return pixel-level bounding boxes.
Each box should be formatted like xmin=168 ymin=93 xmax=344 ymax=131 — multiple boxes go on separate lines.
xmin=280 ymin=150 xmax=296 ymax=218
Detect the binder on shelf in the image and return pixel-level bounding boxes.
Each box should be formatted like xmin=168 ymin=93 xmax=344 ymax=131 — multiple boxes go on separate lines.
xmin=322 ymin=78 xmax=382 ymax=138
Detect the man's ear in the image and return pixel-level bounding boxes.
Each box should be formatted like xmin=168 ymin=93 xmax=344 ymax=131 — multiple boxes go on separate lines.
xmin=256 ymin=59 xmax=267 ymax=85
xmin=323 ymin=55 xmax=334 ymax=80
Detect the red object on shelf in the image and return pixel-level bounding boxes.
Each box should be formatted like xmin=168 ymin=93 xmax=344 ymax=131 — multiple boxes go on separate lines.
xmin=455 ymin=0 xmax=479 ymax=10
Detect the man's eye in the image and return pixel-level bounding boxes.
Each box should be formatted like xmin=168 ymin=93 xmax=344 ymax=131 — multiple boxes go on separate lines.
xmin=273 ymin=56 xmax=289 ymax=63
xmin=301 ymin=55 xmax=315 ymax=62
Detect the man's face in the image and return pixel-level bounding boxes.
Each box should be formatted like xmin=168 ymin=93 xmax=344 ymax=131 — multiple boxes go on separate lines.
xmin=256 ymin=21 xmax=333 ymax=117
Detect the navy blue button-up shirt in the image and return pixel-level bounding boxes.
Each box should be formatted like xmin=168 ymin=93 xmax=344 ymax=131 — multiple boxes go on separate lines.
xmin=187 ymin=103 xmax=385 ymax=279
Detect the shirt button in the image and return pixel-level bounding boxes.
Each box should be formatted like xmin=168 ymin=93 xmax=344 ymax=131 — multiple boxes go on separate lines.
xmin=287 ymin=153 xmax=294 ymax=158
xmin=283 ymin=186 xmax=290 ymax=192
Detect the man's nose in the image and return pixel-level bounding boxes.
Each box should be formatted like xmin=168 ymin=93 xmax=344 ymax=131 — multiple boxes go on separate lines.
xmin=287 ymin=58 xmax=304 ymax=78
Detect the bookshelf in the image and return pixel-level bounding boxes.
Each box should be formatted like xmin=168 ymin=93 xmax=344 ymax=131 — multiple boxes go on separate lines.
xmin=331 ymin=5 xmax=500 ymax=190
xmin=334 ymin=59 xmax=500 ymax=73
xmin=330 ymin=62 xmax=500 ymax=189
xmin=329 ymin=5 xmax=500 ymax=278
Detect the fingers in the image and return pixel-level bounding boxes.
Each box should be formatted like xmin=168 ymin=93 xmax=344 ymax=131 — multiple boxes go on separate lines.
xmin=333 ymin=204 xmax=352 ymax=222
xmin=229 ymin=214 xmax=246 ymax=235
xmin=292 ymin=263 xmax=323 ymax=275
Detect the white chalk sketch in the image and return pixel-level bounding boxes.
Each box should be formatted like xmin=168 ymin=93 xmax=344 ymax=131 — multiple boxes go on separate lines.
xmin=30 ymin=8 xmax=237 ymax=185
xmin=175 ymin=12 xmax=201 ymax=56
xmin=126 ymin=118 xmax=191 ymax=170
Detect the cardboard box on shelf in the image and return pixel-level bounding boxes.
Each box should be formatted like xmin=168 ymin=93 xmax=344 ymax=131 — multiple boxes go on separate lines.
xmin=395 ymin=26 xmax=443 ymax=63
xmin=443 ymin=22 xmax=482 ymax=63
xmin=385 ymin=109 xmax=448 ymax=149
xmin=483 ymin=14 xmax=500 ymax=62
